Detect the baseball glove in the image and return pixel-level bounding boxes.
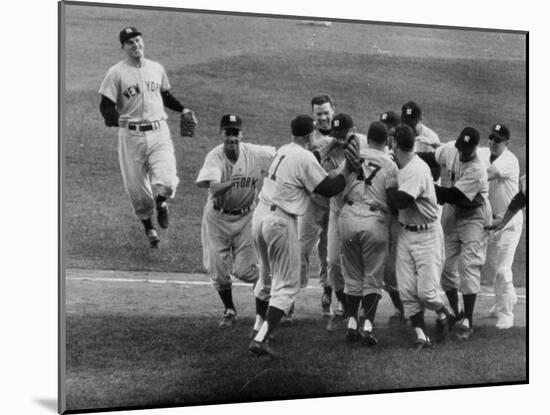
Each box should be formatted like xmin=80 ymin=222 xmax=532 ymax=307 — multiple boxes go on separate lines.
xmin=180 ymin=110 xmax=198 ymax=137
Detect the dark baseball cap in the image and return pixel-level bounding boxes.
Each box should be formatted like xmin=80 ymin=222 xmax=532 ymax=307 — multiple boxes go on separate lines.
xmin=291 ymin=115 xmax=314 ymax=137
xmin=489 ymin=123 xmax=511 ymax=142
xmin=367 ymin=121 xmax=388 ymax=144
xmin=455 ymin=127 xmax=480 ymax=152
xmin=220 ymin=114 xmax=243 ymax=130
xmin=119 ymin=26 xmax=142 ymax=44
xmin=379 ymin=111 xmax=399 ymax=128
xmin=331 ymin=113 xmax=354 ymax=131
xmin=401 ymin=101 xmax=422 ymax=125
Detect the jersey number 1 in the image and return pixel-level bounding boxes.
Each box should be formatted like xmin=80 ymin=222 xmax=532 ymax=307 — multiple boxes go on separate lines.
xmin=270 ymin=155 xmax=286 ymax=181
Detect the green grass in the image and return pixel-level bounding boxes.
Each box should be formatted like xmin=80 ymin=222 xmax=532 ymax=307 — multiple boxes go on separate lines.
xmin=65 ymin=276 xmax=526 ymax=411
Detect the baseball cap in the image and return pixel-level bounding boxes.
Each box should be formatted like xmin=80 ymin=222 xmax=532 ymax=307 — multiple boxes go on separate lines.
xmin=291 ymin=115 xmax=315 ymax=136
xmin=220 ymin=114 xmax=243 ymax=130
xmin=331 ymin=113 xmax=354 ymax=131
xmin=489 ymin=123 xmax=511 ymax=142
xmin=401 ymin=101 xmax=422 ymax=126
xmin=379 ymin=111 xmax=399 ymax=128
xmin=119 ymin=27 xmax=142 ymax=45
xmin=455 ymin=127 xmax=480 ymax=152
xmin=367 ymin=121 xmax=388 ymax=144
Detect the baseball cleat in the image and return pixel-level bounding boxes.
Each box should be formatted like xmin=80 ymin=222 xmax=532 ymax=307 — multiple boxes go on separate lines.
xmin=414 ymin=336 xmax=433 ymax=351
xmin=448 ymin=311 xmax=464 ymax=331
xmin=455 ymin=318 xmax=474 ymax=340
xmin=321 ymin=293 xmax=332 ymax=318
xmin=156 ymin=200 xmax=169 ymax=229
xmin=362 ymin=330 xmax=378 ymax=347
xmin=249 ymin=340 xmax=282 ymax=359
xmin=496 ymin=315 xmax=514 ymax=330
xmin=326 ymin=314 xmax=346 ymax=331
xmin=345 ymin=328 xmax=363 ymax=343
xmin=146 ymin=229 xmax=160 ymax=248
xmin=434 ymin=317 xmax=449 ymax=343
xmin=219 ymin=309 xmax=236 ymax=328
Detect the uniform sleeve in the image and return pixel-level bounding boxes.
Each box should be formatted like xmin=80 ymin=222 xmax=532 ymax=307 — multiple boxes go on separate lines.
xmin=491 ymin=152 xmax=520 ymax=180
xmin=196 ymin=150 xmax=222 ymax=184
xmin=398 ymin=166 xmax=425 ymax=200
xmin=418 ymin=126 xmax=440 ymax=146
xmin=454 ymin=164 xmax=485 ymax=201
xmin=434 ymin=141 xmax=454 ymax=168
xmin=385 ymin=161 xmax=399 ymax=189
xmin=160 ymin=64 xmax=171 ymax=91
xmin=98 ymin=66 xmax=119 ymax=103
xmin=302 ymin=152 xmax=329 ymax=192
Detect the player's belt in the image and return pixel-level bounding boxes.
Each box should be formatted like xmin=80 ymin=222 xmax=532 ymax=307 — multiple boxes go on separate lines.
xmin=343 ymin=198 xmax=379 ymax=212
xmin=269 ymin=204 xmax=296 ymax=218
xmin=128 ymin=120 xmax=161 ymax=131
xmin=400 ymin=222 xmax=433 ymax=232
xmin=213 ymin=205 xmax=252 ymax=215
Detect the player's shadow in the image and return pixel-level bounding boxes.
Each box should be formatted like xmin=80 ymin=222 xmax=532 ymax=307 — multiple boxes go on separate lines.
xmin=34 ymin=398 xmax=57 ymax=412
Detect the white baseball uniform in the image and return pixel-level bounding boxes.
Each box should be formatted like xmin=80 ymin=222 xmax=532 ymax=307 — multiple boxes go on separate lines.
xmin=253 ymin=142 xmax=328 ymax=313
xmin=414 ymin=123 xmax=440 ymax=153
xmin=478 ymin=147 xmax=522 ymax=325
xmin=298 ymin=129 xmax=334 ymax=288
xmin=196 ymin=143 xmax=276 ymax=290
xmin=395 ymin=155 xmax=447 ymax=317
xmin=99 ymin=59 xmax=179 ymax=220
xmin=338 ymin=147 xmax=398 ymax=297
xmin=435 ymin=141 xmax=492 ymax=295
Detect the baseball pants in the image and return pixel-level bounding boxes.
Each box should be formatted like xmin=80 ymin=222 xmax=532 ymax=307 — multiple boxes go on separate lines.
xmin=298 ymin=200 xmax=329 ymax=288
xmin=440 ymin=205 xmax=490 ymax=295
xmin=118 ymin=120 xmax=179 ymax=220
xmin=252 ymin=202 xmax=301 ymax=314
xmin=338 ymin=204 xmax=389 ymax=297
xmin=396 ymin=223 xmax=446 ymax=316
xmin=327 ymin=205 xmax=345 ymax=292
xmin=484 ymin=212 xmax=523 ymax=321
xmin=383 ymin=216 xmax=400 ymax=293
xmin=202 ymin=201 xmax=259 ymax=290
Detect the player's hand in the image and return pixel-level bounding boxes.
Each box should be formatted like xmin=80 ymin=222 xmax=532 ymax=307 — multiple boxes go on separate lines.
xmin=118 ymin=114 xmax=133 ymax=128
xmin=484 ymin=221 xmax=505 ymax=232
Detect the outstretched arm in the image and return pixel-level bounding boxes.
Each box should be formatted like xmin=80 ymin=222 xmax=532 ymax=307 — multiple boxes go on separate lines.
xmin=99 ymin=95 xmax=120 ymax=127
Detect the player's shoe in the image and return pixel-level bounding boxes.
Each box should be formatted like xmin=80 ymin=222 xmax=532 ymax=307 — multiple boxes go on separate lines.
xmin=361 ymin=329 xmax=378 ymax=347
xmin=321 ymin=294 xmax=332 ymax=318
xmin=488 ymin=304 xmax=497 ymax=318
xmin=249 ymin=340 xmax=282 ymax=359
xmin=156 ymin=200 xmax=169 ymax=229
xmin=219 ymin=309 xmax=236 ymax=328
xmin=496 ymin=314 xmax=514 ymax=330
xmin=326 ymin=314 xmax=347 ymax=331
xmin=448 ymin=310 xmax=464 ymax=331
xmin=434 ymin=317 xmax=449 ymax=343
xmin=345 ymin=328 xmax=363 ymax=343
xmin=146 ymin=229 xmax=160 ymax=248
xmin=455 ymin=318 xmax=474 ymax=340
xmin=280 ymin=304 xmax=295 ymax=326
xmin=414 ymin=335 xmax=433 ymax=351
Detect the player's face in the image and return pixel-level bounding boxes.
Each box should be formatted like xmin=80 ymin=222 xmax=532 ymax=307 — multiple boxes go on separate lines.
xmin=222 ymin=128 xmax=242 ymax=150
xmin=123 ymin=35 xmax=144 ymax=59
xmin=312 ymin=103 xmax=334 ymax=130
xmin=488 ymin=136 xmax=508 ymax=157
xmin=458 ymin=147 xmax=477 ymax=162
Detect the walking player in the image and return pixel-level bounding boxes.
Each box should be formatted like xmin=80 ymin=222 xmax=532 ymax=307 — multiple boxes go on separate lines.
xmin=249 ymin=115 xmax=361 ymax=358
xmin=386 ymin=125 xmax=455 ymax=349
xmin=99 ymin=27 xmax=196 ymax=247
xmin=196 ymin=114 xmax=276 ymax=327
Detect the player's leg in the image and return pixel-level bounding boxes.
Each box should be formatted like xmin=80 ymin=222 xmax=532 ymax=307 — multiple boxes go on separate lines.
xmin=326 ymin=206 xmax=343 ymax=318
xmin=118 ymin=130 xmax=157 ymax=246
xmin=232 ymin=213 xmax=259 ymax=285
xmin=441 ymin=215 xmax=462 ymax=318
xmin=298 ymin=203 xmax=322 ymax=288
xmin=146 ymin=122 xmax=179 ymax=229
xmin=484 ymin=232 xmax=500 ymax=316
xmin=384 ymin=218 xmax=405 ymax=323
xmin=317 ymin=206 xmax=329 ymax=294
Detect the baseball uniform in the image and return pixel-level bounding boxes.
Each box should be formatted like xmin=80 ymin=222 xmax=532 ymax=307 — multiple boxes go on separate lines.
xmin=414 ymin=123 xmax=440 ymax=153
xmin=478 ymin=146 xmax=522 ymax=328
xmin=435 ymin=141 xmax=492 ymax=296
xmin=196 ymin=142 xmax=276 ymax=292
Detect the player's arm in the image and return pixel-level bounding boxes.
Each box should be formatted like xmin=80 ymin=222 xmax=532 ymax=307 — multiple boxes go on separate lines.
xmin=160 ymin=89 xmax=187 ymax=113
xmin=99 ymin=95 xmax=120 ymax=127
xmin=416 ymin=136 xmax=441 ymax=148
xmin=386 ymin=187 xmax=415 ymax=209
xmin=196 ymin=180 xmax=235 ymax=197
xmin=416 ymin=152 xmax=441 ymax=181
xmin=313 ymin=141 xmax=360 ymax=197
xmin=485 ymin=189 xmax=526 ymax=231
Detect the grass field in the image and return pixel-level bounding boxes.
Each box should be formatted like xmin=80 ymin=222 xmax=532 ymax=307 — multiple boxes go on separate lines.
xmin=65 ymin=270 xmax=526 ymax=411
xmin=63 ymin=5 xmax=527 ymax=283
xmin=61 ymin=4 xmax=528 ymax=413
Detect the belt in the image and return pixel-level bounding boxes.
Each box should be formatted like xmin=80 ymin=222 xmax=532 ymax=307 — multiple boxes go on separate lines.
xmin=400 ymin=222 xmax=432 ymax=232
xmin=128 ymin=120 xmax=161 ymax=131
xmin=213 ymin=205 xmax=252 ymax=215
xmin=269 ymin=204 xmax=296 ymax=218
xmin=343 ymin=198 xmax=379 ymax=212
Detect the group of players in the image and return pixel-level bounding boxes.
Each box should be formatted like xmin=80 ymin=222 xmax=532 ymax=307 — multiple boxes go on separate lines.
xmin=99 ymin=27 xmax=525 ymax=359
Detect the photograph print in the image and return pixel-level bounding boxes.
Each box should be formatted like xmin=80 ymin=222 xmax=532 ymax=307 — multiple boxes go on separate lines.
xmin=59 ymin=0 xmax=528 ymax=413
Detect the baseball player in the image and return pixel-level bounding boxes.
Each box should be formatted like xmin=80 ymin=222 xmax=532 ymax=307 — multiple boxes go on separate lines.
xmin=248 ymin=115 xmax=361 ymax=358
xmin=99 ymin=27 xmax=196 ymax=247
xmin=386 ymin=125 xmax=455 ymax=349
xmin=401 ymin=101 xmax=441 ymax=152
xmin=485 ymin=174 xmax=527 ymax=232
xmin=478 ymin=124 xmax=522 ymax=329
xmin=324 ymin=114 xmax=368 ymax=332
xmin=418 ymin=127 xmax=492 ymax=340
xmin=379 ymin=111 xmax=406 ymax=323
xmin=337 ymin=121 xmax=399 ymax=345
xmin=298 ymin=94 xmax=338 ymax=318
xmin=196 ymin=114 xmax=276 ymax=327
